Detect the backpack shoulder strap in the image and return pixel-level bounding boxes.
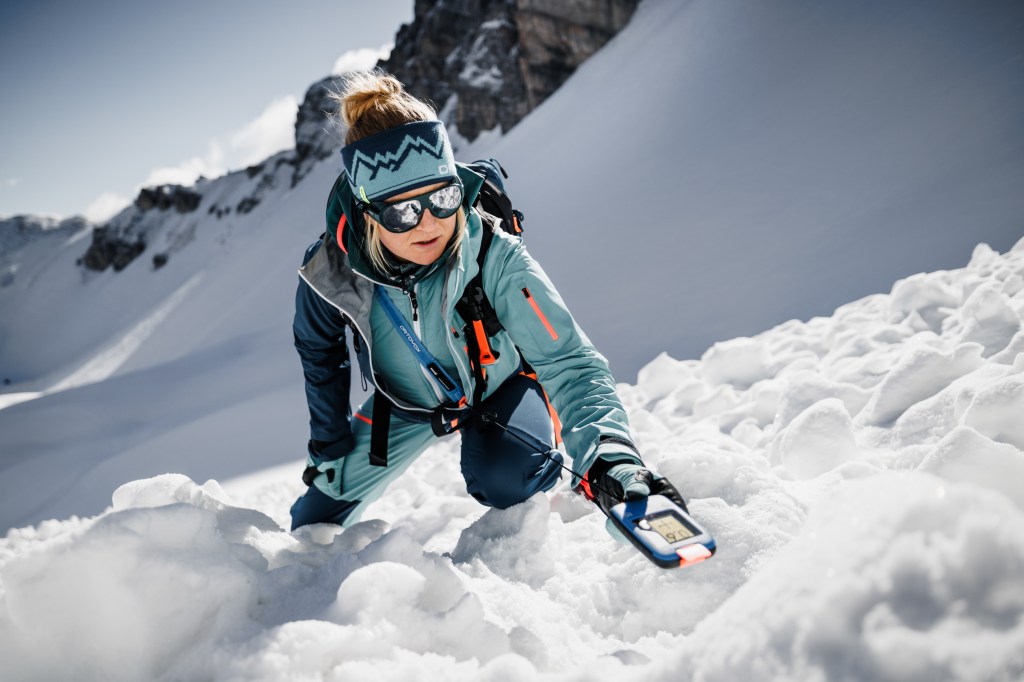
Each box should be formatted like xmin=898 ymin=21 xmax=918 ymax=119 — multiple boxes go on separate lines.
xmin=456 ymin=160 xmax=527 ymax=405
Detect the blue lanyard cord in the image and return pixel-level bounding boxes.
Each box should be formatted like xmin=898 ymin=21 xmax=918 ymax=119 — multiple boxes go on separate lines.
xmin=374 ymin=286 xmax=466 ymax=405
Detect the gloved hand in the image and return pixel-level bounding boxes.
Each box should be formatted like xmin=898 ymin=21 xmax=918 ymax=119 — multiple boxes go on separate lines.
xmin=302 ymin=436 xmax=354 ymax=499
xmin=586 ymin=460 xmax=690 ymax=544
xmin=606 ymin=463 xmax=657 ymax=500
xmin=587 ymin=460 xmax=689 ymax=513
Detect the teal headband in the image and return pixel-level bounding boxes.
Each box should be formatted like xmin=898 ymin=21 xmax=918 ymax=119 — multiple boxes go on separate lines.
xmin=340 ymin=120 xmax=458 ymax=203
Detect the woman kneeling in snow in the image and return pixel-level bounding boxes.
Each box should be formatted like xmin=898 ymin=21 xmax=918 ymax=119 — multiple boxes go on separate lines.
xmin=290 ymin=71 xmax=685 ymax=532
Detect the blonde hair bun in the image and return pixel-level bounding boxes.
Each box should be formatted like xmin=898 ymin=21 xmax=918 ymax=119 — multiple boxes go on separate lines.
xmin=339 ymin=70 xmax=437 ymax=144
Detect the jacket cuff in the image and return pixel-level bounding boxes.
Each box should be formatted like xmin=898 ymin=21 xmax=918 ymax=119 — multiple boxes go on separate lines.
xmin=594 ymin=435 xmax=642 ymax=467
xmin=308 ymin=435 xmax=355 ymax=462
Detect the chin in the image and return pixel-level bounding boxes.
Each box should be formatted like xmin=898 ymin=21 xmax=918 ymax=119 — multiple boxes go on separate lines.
xmin=410 ymin=248 xmax=444 ymax=265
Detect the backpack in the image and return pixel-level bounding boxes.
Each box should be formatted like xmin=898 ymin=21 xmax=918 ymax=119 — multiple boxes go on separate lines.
xmin=456 ymin=158 xmax=526 ymax=406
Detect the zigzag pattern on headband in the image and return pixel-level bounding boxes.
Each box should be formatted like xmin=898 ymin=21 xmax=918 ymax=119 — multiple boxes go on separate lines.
xmin=340 ymin=120 xmax=458 ymax=202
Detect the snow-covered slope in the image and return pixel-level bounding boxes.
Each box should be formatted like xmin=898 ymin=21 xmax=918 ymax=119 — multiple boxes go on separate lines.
xmin=0 ymin=155 xmax=335 ymax=529
xmin=3 ymin=239 xmax=1023 ymax=681
xmin=465 ymin=0 xmax=1024 ymax=376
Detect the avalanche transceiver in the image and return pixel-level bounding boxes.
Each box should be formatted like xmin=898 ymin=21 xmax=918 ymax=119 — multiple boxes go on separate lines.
xmin=608 ymin=495 xmax=717 ymax=569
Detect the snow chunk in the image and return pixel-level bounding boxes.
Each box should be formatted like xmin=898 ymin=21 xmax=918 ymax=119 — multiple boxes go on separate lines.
xmin=701 ymin=337 xmax=773 ymax=389
xmin=961 ymin=374 xmax=1024 ymax=450
xmin=112 ymin=472 xmax=234 ymax=512
xmin=989 ymin=330 xmax=1024 ymax=364
xmin=635 ymin=351 xmax=699 ymax=402
xmin=860 ymin=342 xmax=985 ymax=425
xmin=774 ymin=369 xmax=872 ymax=430
xmin=957 ymin=281 xmax=1021 ymax=357
xmin=450 ymin=495 xmax=553 ymax=585
xmin=772 ymin=398 xmax=860 ymax=479
xmin=919 ymin=427 xmax=1024 ymax=510
xmin=328 ymin=560 xmax=510 ymax=664
xmin=888 ymin=271 xmax=960 ymax=331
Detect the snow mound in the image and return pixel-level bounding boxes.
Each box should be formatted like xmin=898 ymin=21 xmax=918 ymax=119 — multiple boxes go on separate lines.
xmin=1 ymin=476 xmax=269 ymax=681
xmin=662 ymin=475 xmax=1024 ymax=682
xmin=4 ymin=239 xmax=1024 ymax=680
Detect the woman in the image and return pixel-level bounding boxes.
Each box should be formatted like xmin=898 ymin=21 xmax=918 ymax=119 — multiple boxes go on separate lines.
xmin=290 ymin=71 xmax=684 ymax=532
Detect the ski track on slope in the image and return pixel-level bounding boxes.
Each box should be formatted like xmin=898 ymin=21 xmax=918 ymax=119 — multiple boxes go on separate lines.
xmin=2 ymin=240 xmax=1024 ymax=682
xmin=48 ymin=273 xmax=204 ymax=393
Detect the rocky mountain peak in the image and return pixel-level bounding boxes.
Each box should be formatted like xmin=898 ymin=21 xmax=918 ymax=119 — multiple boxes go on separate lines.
xmin=74 ymin=0 xmax=639 ymax=274
xmin=382 ymin=0 xmax=641 ymax=142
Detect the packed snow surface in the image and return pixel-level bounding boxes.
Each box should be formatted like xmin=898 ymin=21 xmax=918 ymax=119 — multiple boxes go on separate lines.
xmin=3 ymin=240 xmax=1024 ymax=681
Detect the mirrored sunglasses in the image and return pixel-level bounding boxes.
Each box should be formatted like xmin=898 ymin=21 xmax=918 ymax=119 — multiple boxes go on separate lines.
xmin=365 ymin=181 xmax=464 ymax=233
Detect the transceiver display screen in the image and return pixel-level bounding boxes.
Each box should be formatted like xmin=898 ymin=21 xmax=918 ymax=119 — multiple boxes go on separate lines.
xmin=645 ymin=511 xmax=698 ymax=543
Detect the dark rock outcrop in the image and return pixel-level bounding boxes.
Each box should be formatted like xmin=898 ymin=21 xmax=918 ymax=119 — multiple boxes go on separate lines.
xmin=291 ymin=76 xmax=346 ymax=187
xmin=135 ymin=185 xmax=202 ymax=213
xmin=381 ymin=0 xmax=640 ymax=141
xmin=81 ymin=226 xmax=146 ymax=272
xmin=290 ymin=0 xmax=640 ymax=168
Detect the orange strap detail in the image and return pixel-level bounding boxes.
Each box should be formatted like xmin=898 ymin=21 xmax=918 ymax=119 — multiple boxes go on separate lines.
xmin=522 ymin=287 xmax=559 ymax=341
xmin=470 ymin=320 xmax=497 ymax=365
xmin=354 ymin=412 xmax=372 ymax=426
xmin=579 ymin=473 xmax=595 ymax=501
xmin=548 ymin=396 xmax=563 ymax=447
xmin=336 ymin=214 xmax=348 ymax=254
xmin=518 ymin=370 xmax=563 ymax=446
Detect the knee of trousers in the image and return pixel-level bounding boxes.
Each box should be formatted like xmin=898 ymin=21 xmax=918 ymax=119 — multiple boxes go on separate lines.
xmin=463 ymin=448 xmax=563 ymax=509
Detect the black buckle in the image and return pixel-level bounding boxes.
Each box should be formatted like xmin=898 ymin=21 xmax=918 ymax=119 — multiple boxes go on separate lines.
xmin=430 ymin=403 xmax=468 ymax=437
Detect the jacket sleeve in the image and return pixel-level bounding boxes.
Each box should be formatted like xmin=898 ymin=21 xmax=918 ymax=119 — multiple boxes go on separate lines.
xmin=485 ymin=233 xmax=642 ymax=485
xmin=293 ymin=240 xmax=353 ymax=444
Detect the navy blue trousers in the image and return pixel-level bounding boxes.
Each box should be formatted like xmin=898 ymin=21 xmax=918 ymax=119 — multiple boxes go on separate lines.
xmin=290 ymin=373 xmax=563 ymax=530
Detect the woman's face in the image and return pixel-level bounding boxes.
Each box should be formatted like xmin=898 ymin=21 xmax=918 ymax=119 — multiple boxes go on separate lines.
xmin=375 ymin=181 xmax=458 ymax=266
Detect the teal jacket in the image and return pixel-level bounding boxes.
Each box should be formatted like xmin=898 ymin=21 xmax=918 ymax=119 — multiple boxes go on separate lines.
xmin=295 ymin=162 xmax=640 ymax=483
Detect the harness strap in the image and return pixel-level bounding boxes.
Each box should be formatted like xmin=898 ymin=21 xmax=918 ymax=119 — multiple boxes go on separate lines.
xmin=369 ymin=391 xmax=392 ymax=467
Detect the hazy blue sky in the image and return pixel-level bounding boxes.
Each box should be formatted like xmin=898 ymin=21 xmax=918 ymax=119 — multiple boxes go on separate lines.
xmin=0 ymin=0 xmax=412 ymax=220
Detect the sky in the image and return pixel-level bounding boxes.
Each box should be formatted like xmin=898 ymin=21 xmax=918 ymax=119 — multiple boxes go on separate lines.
xmin=0 ymin=0 xmax=413 ymax=221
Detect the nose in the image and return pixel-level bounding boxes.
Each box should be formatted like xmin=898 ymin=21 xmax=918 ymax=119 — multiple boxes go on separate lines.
xmin=415 ymin=210 xmax=440 ymax=232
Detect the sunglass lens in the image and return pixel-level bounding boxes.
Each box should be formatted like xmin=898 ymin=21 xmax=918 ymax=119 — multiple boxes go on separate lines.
xmin=429 ymin=184 xmax=462 ymax=212
xmin=380 ymin=200 xmax=424 ymax=231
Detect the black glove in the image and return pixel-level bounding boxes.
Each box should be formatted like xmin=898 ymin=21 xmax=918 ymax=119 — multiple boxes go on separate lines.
xmin=586 ymin=458 xmax=689 ymax=515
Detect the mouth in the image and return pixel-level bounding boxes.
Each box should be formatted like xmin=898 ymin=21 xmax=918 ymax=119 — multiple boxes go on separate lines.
xmin=412 ymin=236 xmax=441 ymax=248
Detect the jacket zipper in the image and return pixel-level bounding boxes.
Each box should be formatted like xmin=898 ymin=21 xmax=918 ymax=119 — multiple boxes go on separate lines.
xmin=404 ymin=281 xmax=446 ymax=403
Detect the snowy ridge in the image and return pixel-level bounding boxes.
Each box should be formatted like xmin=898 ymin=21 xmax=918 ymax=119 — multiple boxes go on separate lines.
xmin=2 ymin=239 xmax=1023 ymax=681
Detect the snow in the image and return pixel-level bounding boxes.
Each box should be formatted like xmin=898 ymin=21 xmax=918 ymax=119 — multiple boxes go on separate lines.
xmin=3 ymin=239 xmax=1024 ymax=681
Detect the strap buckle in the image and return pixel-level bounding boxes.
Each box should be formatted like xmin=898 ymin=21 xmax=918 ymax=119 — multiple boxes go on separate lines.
xmin=431 ymin=401 xmax=469 ymax=437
